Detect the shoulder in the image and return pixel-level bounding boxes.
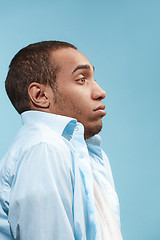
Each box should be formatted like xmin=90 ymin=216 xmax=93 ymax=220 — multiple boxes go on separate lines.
xmin=0 ymin=123 xmax=73 ymax=187
xmin=9 ymin=122 xmax=70 ymax=156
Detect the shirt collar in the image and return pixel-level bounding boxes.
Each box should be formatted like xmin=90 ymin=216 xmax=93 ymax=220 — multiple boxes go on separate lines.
xmin=21 ymin=110 xmax=77 ymax=136
xmin=86 ymin=134 xmax=101 ymax=146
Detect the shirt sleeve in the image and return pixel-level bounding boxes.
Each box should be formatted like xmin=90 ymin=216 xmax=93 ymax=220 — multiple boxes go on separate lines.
xmin=9 ymin=142 xmax=75 ymax=240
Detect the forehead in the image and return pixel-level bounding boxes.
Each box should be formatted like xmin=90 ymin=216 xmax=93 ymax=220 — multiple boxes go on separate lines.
xmin=50 ymin=48 xmax=92 ymax=73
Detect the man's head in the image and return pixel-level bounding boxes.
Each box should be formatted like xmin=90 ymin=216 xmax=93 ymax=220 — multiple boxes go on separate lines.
xmin=5 ymin=41 xmax=106 ymax=138
xmin=5 ymin=41 xmax=77 ymax=114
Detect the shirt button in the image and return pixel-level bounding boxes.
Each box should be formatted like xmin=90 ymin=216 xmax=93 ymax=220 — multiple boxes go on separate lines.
xmin=75 ymin=126 xmax=79 ymax=131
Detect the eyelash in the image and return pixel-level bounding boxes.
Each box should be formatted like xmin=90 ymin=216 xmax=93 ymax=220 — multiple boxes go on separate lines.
xmin=76 ymin=77 xmax=86 ymax=84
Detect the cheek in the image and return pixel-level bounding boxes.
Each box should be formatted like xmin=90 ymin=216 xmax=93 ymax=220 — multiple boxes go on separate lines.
xmin=57 ymin=86 xmax=92 ymax=114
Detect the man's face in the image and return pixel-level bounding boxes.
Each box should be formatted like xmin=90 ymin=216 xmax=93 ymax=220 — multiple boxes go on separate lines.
xmin=49 ymin=48 xmax=106 ymax=139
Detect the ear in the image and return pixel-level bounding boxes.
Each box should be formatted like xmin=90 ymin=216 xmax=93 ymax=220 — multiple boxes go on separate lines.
xmin=28 ymin=82 xmax=50 ymax=109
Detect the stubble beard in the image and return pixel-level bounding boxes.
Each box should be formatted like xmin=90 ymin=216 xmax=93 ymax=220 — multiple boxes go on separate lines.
xmin=53 ymin=87 xmax=103 ymax=139
xmin=84 ymin=120 xmax=103 ymax=139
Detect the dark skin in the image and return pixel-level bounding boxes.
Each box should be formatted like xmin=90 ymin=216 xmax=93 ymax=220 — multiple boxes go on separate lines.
xmin=28 ymin=48 xmax=106 ymax=139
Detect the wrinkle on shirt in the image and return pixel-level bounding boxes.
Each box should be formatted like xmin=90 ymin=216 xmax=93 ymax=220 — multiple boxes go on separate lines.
xmin=0 ymin=110 xmax=121 ymax=240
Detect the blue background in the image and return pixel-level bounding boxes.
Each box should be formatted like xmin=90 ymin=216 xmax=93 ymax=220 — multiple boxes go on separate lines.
xmin=0 ymin=0 xmax=160 ymax=239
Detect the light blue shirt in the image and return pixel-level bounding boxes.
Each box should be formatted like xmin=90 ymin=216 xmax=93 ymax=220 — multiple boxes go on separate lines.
xmin=0 ymin=111 xmax=120 ymax=239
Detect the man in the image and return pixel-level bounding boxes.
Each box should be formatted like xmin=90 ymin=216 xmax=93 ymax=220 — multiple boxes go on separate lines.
xmin=0 ymin=41 xmax=123 ymax=239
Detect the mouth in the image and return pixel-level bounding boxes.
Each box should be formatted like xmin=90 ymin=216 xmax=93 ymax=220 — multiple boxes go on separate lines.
xmin=93 ymin=104 xmax=106 ymax=116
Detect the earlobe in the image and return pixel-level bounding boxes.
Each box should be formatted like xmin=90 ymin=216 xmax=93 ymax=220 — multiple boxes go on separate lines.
xmin=28 ymin=83 xmax=50 ymax=109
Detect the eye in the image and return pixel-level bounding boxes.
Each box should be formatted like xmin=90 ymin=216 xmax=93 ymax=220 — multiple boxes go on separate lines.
xmin=76 ymin=77 xmax=86 ymax=84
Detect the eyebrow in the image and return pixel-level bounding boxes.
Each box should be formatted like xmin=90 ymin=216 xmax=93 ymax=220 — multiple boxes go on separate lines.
xmin=72 ymin=64 xmax=95 ymax=74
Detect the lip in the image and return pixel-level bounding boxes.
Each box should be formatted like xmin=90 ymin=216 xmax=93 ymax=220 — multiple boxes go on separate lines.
xmin=94 ymin=104 xmax=106 ymax=116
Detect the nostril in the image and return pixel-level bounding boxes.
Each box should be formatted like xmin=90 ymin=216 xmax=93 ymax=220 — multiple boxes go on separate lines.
xmin=97 ymin=96 xmax=103 ymax=101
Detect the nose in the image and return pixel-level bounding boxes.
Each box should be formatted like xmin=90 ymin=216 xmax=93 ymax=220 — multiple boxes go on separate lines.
xmin=91 ymin=82 xmax=106 ymax=101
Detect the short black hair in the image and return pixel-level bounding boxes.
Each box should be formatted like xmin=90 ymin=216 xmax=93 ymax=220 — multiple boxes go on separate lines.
xmin=5 ymin=41 xmax=77 ymax=114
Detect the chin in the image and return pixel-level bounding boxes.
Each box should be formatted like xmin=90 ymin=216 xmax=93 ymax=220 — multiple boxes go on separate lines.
xmin=84 ymin=122 xmax=102 ymax=139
